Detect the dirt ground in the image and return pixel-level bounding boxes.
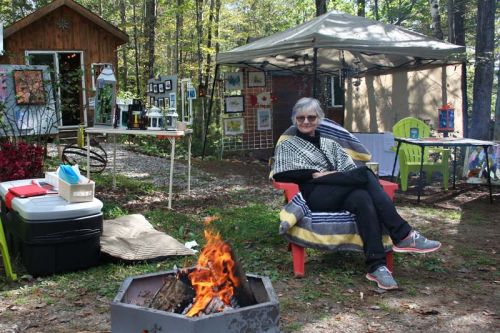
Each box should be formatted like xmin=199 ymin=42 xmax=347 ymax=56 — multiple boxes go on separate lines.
xmin=1 ymin=156 xmax=499 ymax=332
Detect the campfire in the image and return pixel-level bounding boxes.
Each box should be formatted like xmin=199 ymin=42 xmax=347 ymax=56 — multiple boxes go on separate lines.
xmin=111 ymin=216 xmax=280 ymax=333
xmin=148 ymin=216 xmax=256 ymax=317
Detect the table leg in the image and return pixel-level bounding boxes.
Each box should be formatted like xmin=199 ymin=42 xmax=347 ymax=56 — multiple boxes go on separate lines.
xmin=112 ymin=134 xmax=117 ymax=190
xmin=483 ymin=146 xmax=493 ymax=204
xmin=187 ymin=134 xmax=192 ymax=194
xmin=391 ymin=141 xmax=402 ymax=182
xmin=168 ymin=137 xmax=176 ymax=209
xmin=417 ymin=146 xmax=425 ymax=203
xmin=86 ymin=132 xmax=91 ymax=179
xmin=453 ymin=146 xmax=457 ymax=189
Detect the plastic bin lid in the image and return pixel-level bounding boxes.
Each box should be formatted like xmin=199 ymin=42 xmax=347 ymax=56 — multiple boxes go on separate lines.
xmin=0 ymin=179 xmax=103 ymax=220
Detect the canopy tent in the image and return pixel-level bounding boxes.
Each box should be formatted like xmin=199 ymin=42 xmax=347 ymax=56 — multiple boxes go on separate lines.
xmin=216 ymin=10 xmax=465 ymax=76
xmin=202 ymin=11 xmax=466 ymax=157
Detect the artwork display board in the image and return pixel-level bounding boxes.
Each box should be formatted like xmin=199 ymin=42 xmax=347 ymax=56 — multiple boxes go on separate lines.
xmin=0 ymin=65 xmax=57 ymax=137
xmin=147 ymin=75 xmax=177 ymax=110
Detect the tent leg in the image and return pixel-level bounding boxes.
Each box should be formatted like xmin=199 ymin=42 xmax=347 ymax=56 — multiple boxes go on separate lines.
xmin=312 ymin=47 xmax=318 ymax=98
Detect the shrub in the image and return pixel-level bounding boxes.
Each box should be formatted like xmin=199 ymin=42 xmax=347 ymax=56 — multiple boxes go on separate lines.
xmin=0 ymin=142 xmax=45 ymax=181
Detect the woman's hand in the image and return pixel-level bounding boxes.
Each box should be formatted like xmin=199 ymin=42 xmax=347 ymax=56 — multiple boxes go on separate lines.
xmin=312 ymin=171 xmax=337 ymax=178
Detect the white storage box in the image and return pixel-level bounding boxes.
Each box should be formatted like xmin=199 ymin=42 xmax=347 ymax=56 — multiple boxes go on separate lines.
xmin=58 ymin=175 xmax=95 ymax=203
xmin=45 ymin=172 xmax=59 ymax=188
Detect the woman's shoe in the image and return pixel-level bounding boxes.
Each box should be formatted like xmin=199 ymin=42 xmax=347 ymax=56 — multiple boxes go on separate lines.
xmin=393 ymin=230 xmax=441 ymax=253
xmin=365 ymin=266 xmax=398 ymax=290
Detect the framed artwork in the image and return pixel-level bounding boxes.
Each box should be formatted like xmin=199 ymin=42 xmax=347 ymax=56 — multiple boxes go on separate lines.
xmin=224 ymin=72 xmax=243 ymax=91
xmin=169 ymin=92 xmax=176 ymax=106
xmin=13 ymin=70 xmax=46 ymax=105
xmin=223 ymin=117 xmax=244 ymax=136
xmin=187 ymin=87 xmax=196 ymax=99
xmin=149 ymin=96 xmax=155 ymax=106
xmin=157 ymin=97 xmax=164 ymax=108
xmin=149 ymin=83 xmax=153 ymax=93
xmin=153 ymin=84 xmax=159 ymax=93
xmin=248 ymin=72 xmax=266 ymax=87
xmin=257 ymin=108 xmax=271 ymax=130
xmin=165 ymin=79 xmax=172 ymax=91
xmin=164 ymin=97 xmax=170 ymax=108
xmin=158 ymin=83 xmax=165 ymax=93
xmin=224 ymin=95 xmax=244 ymax=113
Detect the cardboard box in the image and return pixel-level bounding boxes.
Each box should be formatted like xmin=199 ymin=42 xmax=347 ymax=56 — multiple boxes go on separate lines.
xmin=58 ymin=175 xmax=95 ymax=203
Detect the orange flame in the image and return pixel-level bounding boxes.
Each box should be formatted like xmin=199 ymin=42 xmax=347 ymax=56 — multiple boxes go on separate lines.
xmin=186 ymin=217 xmax=239 ymax=317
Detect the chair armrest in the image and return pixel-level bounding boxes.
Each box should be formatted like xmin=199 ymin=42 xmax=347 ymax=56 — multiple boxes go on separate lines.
xmin=272 ymin=180 xmax=300 ymax=201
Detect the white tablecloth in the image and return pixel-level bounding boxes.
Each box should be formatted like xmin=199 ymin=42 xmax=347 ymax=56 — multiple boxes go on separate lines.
xmin=353 ymin=132 xmax=399 ymax=176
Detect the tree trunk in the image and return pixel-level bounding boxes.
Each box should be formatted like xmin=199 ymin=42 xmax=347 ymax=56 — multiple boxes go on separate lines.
xmin=195 ymin=0 xmax=204 ymax=136
xmin=132 ymin=1 xmax=140 ymax=96
xmin=447 ymin=0 xmax=467 ymax=137
xmin=374 ymin=0 xmax=379 ymax=20
xmin=175 ymin=0 xmax=184 ymax=76
xmin=119 ymin=0 xmax=128 ymax=91
xmin=494 ymin=61 xmax=500 ymax=140
xmin=315 ymin=0 xmax=327 ymax=16
xmin=470 ymin=0 xmax=495 ymax=140
xmin=143 ymin=0 xmax=157 ymax=82
xmin=357 ymin=0 xmax=366 ymax=17
xmin=428 ymin=0 xmax=444 ymax=40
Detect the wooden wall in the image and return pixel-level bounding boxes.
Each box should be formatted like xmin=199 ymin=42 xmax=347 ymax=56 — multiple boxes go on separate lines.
xmin=0 ymin=6 xmax=123 ymax=124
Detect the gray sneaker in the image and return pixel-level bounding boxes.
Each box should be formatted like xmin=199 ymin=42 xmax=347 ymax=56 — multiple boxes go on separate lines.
xmin=393 ymin=230 xmax=441 ymax=253
xmin=365 ymin=266 xmax=398 ymax=290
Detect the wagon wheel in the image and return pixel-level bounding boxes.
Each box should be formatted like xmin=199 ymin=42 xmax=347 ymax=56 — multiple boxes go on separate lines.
xmin=62 ymin=141 xmax=108 ymax=174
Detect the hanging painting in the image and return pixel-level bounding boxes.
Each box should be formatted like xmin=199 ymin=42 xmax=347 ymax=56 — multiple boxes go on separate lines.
xmin=248 ymin=72 xmax=266 ymax=87
xmin=224 ymin=72 xmax=243 ymax=91
xmin=224 ymin=95 xmax=244 ymax=113
xmin=13 ymin=70 xmax=46 ymax=105
xmin=257 ymin=108 xmax=271 ymax=130
xmin=223 ymin=117 xmax=244 ymax=136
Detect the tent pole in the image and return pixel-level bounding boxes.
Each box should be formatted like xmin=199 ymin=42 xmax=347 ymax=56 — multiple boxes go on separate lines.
xmin=312 ymin=47 xmax=318 ymax=98
xmin=461 ymin=61 xmax=468 ymax=138
xmin=202 ymin=64 xmax=220 ymax=159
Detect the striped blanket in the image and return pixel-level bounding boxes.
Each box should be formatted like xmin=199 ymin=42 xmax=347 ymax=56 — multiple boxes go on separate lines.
xmin=277 ymin=118 xmax=372 ymax=165
xmin=279 ymin=192 xmax=393 ymax=251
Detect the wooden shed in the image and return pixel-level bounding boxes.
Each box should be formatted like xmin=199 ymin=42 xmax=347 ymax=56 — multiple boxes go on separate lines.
xmin=0 ymin=0 xmax=128 ymax=128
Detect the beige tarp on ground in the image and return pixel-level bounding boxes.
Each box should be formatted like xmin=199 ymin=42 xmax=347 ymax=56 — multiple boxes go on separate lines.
xmin=100 ymin=214 xmax=196 ymax=261
xmin=216 ymin=11 xmax=465 ymax=74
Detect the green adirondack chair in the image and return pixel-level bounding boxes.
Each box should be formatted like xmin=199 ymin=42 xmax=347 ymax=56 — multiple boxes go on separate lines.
xmin=393 ymin=117 xmax=450 ymax=191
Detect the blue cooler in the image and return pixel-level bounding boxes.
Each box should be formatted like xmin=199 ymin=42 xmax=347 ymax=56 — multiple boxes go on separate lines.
xmin=0 ymin=179 xmax=103 ymax=276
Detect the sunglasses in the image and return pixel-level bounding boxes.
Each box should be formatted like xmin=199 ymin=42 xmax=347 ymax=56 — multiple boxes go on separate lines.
xmin=296 ymin=115 xmax=318 ymax=123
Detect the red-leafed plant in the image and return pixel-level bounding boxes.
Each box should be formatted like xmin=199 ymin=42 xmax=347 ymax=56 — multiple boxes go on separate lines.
xmin=0 ymin=142 xmax=46 ymax=182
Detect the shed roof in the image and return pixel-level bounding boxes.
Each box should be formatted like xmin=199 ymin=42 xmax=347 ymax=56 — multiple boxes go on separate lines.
xmin=4 ymin=0 xmax=128 ymax=44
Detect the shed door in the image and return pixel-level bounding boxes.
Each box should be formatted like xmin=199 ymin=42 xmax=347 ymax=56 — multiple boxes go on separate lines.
xmin=27 ymin=51 xmax=85 ymax=127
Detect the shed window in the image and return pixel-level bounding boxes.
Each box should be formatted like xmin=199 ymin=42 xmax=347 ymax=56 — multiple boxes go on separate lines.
xmin=327 ymin=75 xmax=344 ymax=107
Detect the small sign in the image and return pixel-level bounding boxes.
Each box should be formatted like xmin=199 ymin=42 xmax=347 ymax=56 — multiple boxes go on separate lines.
xmin=409 ymin=128 xmax=419 ymax=139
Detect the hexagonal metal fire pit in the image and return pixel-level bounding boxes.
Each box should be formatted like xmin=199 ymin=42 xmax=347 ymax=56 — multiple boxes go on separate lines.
xmin=111 ymin=270 xmax=280 ymax=333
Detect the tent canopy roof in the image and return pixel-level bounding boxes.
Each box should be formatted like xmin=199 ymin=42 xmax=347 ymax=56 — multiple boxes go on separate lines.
xmin=216 ymin=11 xmax=465 ymax=75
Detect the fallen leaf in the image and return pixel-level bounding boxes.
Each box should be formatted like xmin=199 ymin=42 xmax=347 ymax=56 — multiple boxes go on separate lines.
xmin=346 ymin=288 xmax=354 ymax=294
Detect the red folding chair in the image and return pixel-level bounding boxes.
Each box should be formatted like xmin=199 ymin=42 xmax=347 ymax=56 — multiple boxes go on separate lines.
xmin=273 ymin=179 xmax=398 ymax=278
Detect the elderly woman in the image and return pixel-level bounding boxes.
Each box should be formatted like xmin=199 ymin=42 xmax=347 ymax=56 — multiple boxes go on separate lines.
xmin=273 ymin=97 xmax=441 ymax=290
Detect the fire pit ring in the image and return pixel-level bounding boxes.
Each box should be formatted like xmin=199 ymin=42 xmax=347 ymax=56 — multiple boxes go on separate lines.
xmin=111 ymin=269 xmax=280 ymax=333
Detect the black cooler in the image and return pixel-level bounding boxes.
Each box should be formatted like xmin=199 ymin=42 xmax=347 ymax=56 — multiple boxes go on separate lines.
xmin=0 ymin=179 xmax=103 ymax=276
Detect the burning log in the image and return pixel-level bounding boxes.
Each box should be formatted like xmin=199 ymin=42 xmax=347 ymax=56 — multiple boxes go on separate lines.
xmin=149 ymin=271 xmax=195 ymax=313
xmin=148 ymin=216 xmax=257 ymax=317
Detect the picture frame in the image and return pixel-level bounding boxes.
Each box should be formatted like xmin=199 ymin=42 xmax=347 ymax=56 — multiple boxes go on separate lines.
xmin=165 ymin=79 xmax=172 ymax=91
xmin=13 ymin=70 xmax=46 ymax=105
xmin=224 ymin=72 xmax=243 ymax=91
xmin=153 ymin=84 xmax=159 ymax=93
xmin=224 ymin=95 xmax=244 ymax=113
xmin=157 ymin=97 xmax=164 ymax=108
xmin=149 ymin=83 xmax=153 ymax=93
xmin=169 ymin=92 xmax=176 ymax=106
xmin=257 ymin=108 xmax=272 ymax=130
xmin=149 ymin=96 xmax=155 ymax=106
xmin=158 ymin=82 xmax=165 ymax=93
xmin=164 ymin=97 xmax=170 ymax=108
xmin=248 ymin=72 xmax=266 ymax=87
xmin=223 ymin=117 xmax=244 ymax=136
